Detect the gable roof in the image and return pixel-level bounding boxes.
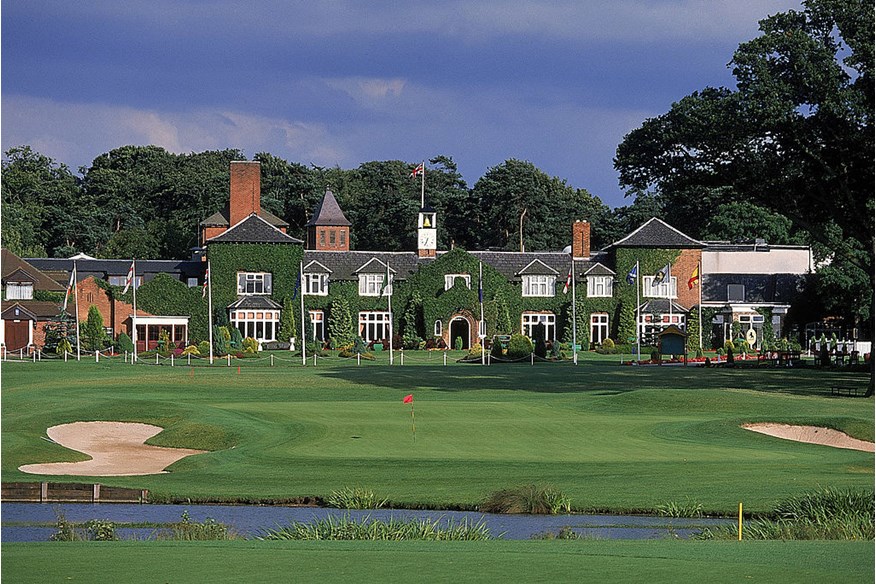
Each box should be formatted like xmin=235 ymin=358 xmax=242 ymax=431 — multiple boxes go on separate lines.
xmin=608 ymin=217 xmax=703 ymax=249
xmin=582 ymin=263 xmax=616 ymax=277
xmin=515 ymin=258 xmax=559 ymax=276
xmin=207 ymin=213 xmax=304 ymax=244
xmin=303 ymin=251 xmax=420 ymax=281
xmin=1 ymin=249 xmax=66 ymax=291
xmin=306 ymin=190 xmax=351 ymax=227
xmin=1 ymin=301 xmax=68 ymax=320
xmin=302 ymin=260 xmax=332 ymax=274
xmin=200 ymin=205 xmax=289 ymax=229
xmin=354 ymin=257 xmax=398 ymax=275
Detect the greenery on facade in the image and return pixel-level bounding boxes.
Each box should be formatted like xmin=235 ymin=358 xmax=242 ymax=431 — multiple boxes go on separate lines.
xmin=81 ymin=305 xmax=107 ymax=351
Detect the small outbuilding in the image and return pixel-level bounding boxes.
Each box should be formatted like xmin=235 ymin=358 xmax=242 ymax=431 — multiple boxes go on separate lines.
xmin=657 ymin=324 xmax=689 ymax=365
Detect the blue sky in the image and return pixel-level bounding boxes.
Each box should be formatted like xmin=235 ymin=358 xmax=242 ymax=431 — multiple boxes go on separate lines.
xmin=2 ymin=0 xmax=802 ymax=208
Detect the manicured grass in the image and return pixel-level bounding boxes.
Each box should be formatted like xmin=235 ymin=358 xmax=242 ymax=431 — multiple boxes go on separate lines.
xmin=1 ymin=357 xmax=872 ymax=513
xmin=3 ymin=540 xmax=873 ymax=584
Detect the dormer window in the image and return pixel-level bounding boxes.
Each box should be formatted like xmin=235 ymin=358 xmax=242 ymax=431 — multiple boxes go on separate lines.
xmin=304 ymin=273 xmax=328 ymax=296
xmin=444 ymin=274 xmax=471 ymax=290
xmin=359 ymin=273 xmax=391 ymax=297
xmin=237 ymin=272 xmax=272 ymax=295
xmin=5 ymin=282 xmax=33 ymax=300
xmin=522 ymin=275 xmax=555 ymax=297
xmin=587 ymin=276 xmax=613 ymax=298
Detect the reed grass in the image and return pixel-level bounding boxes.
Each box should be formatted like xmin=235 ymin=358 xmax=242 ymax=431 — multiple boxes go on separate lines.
xmin=325 ymin=487 xmax=388 ymax=509
xmin=480 ymin=485 xmax=572 ymax=514
xmin=655 ymin=499 xmax=704 ymax=518
xmin=696 ymin=488 xmax=874 ymax=540
xmin=257 ymin=514 xmax=493 ymax=541
xmin=158 ymin=511 xmax=240 ymax=541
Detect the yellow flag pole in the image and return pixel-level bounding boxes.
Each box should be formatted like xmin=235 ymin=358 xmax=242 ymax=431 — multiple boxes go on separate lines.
xmin=738 ymin=502 xmax=743 ymax=541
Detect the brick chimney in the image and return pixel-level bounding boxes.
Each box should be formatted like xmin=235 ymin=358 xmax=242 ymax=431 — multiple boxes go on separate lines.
xmin=229 ymin=161 xmax=261 ymax=226
xmin=572 ymin=220 xmax=591 ymax=259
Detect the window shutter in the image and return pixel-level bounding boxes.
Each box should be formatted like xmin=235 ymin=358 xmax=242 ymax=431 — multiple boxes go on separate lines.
xmin=265 ymin=273 xmax=273 ymax=294
xmin=359 ymin=275 xmax=366 ymax=295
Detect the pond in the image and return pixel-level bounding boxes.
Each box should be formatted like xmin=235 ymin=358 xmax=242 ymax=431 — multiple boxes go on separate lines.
xmin=1 ymin=503 xmax=733 ymax=542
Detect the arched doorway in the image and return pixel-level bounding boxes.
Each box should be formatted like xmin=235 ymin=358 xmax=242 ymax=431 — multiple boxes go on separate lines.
xmin=449 ymin=317 xmax=471 ymax=350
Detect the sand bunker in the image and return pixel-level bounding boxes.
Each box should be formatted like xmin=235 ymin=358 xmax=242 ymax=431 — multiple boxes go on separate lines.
xmin=743 ymin=423 xmax=875 ymax=453
xmin=19 ymin=421 xmax=208 ymax=476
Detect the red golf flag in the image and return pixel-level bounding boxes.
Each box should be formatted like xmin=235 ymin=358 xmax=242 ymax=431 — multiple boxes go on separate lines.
xmin=403 ymin=394 xmax=413 ymax=404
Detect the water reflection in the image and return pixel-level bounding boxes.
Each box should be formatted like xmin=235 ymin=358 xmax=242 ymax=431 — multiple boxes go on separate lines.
xmin=2 ymin=503 xmax=733 ymax=542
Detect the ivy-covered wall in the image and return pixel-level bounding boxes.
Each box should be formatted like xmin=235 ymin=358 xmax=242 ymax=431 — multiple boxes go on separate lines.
xmin=207 ymin=242 xmax=304 ymax=312
xmin=112 ymin=273 xmax=210 ymax=342
xmin=612 ymin=247 xmax=682 ymax=342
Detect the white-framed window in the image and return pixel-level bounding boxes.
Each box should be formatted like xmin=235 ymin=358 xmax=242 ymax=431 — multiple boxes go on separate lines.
xmin=587 ymin=276 xmax=613 ymax=298
xmin=738 ymin=314 xmax=764 ymax=325
xmin=309 ymin=310 xmax=325 ymax=341
xmin=5 ymin=282 xmax=34 ymax=300
xmin=642 ymin=276 xmax=677 ymax=298
xmin=304 ymin=273 xmax=328 ymax=296
xmin=522 ymin=275 xmax=556 ymax=297
xmin=359 ymin=274 xmax=391 ymax=297
xmin=444 ymin=274 xmax=471 ymax=290
xmin=230 ymin=309 xmax=280 ymax=341
xmin=434 ymin=320 xmax=443 ymax=336
xmin=108 ymin=275 xmax=143 ymax=289
xmin=237 ymin=272 xmax=272 ymax=295
xmin=187 ymin=277 xmax=199 ymax=288
xmin=359 ymin=311 xmax=391 ymax=342
xmin=590 ymin=313 xmax=610 ymax=345
xmin=521 ymin=312 xmax=556 ymax=340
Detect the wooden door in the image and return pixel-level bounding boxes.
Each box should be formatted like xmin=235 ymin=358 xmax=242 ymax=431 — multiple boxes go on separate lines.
xmin=5 ymin=320 xmax=31 ymax=351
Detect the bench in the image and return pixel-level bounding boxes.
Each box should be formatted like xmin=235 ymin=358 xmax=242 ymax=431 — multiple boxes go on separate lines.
xmin=830 ymin=386 xmax=866 ymax=397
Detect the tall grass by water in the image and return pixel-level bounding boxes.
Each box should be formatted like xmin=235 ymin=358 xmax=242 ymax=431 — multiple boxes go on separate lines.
xmin=697 ymin=488 xmax=874 ymax=540
xmin=257 ymin=514 xmax=494 ymax=541
xmin=325 ymin=487 xmax=388 ymax=509
xmin=480 ymin=485 xmax=572 ymax=514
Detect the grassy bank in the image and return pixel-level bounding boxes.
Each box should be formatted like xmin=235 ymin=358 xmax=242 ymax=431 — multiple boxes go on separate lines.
xmin=1 ymin=357 xmax=872 ymax=513
xmin=3 ymin=540 xmax=873 ymax=584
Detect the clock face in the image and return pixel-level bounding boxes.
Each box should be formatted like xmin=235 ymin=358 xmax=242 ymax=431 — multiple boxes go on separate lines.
xmin=418 ymin=229 xmax=436 ymax=249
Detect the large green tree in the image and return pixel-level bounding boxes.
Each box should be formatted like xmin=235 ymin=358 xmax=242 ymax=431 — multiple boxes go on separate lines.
xmin=615 ymin=0 xmax=874 ymax=333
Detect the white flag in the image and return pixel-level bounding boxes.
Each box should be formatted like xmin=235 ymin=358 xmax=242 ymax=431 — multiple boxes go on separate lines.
xmin=122 ymin=260 xmax=135 ymax=294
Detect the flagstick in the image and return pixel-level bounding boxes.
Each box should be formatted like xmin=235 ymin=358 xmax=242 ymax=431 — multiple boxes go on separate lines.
xmin=411 ymin=401 xmax=416 ymax=441
xmin=420 ymin=160 xmax=425 ymax=208
xmin=300 ymin=261 xmax=307 ymax=366
xmin=571 ymin=256 xmax=577 ymax=365
xmin=73 ymin=260 xmax=81 ymax=361
xmin=636 ymin=260 xmax=641 ymax=363
xmin=207 ymin=259 xmax=214 ymax=364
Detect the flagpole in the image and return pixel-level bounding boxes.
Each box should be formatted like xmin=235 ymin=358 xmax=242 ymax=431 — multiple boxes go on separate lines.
xmin=479 ymin=261 xmax=485 ymax=365
xmin=387 ymin=261 xmax=394 ymax=366
xmin=635 ymin=260 xmax=641 ymax=363
xmin=698 ymin=260 xmax=703 ymax=352
xmin=571 ymin=255 xmax=577 ymax=365
xmin=207 ymin=260 xmax=214 ymax=364
xmin=131 ymin=258 xmax=138 ymax=362
xmin=420 ymin=160 xmax=425 ymax=208
xmin=300 ymin=261 xmax=307 ymax=366
xmin=73 ymin=260 xmax=81 ymax=361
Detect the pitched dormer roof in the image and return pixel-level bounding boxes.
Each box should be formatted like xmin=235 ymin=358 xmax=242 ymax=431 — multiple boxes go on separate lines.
xmin=306 ymin=189 xmax=351 ymax=227
xmin=582 ymin=263 xmax=616 ymax=277
xmin=608 ymin=217 xmax=703 ymax=249
xmin=302 ymin=260 xmax=332 ymax=274
xmin=515 ymin=258 xmax=559 ymax=276
xmin=353 ymin=257 xmax=398 ymax=275
xmin=207 ymin=213 xmax=304 ymax=244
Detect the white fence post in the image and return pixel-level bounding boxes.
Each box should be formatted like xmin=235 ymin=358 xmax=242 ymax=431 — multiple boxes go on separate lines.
xmin=271 ymin=354 xmax=274 ymax=367
xmin=171 ymin=354 xmax=174 ymax=367
xmin=443 ymin=351 xmax=447 ymax=366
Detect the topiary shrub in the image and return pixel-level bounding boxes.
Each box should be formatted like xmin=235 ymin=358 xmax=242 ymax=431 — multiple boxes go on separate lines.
xmin=602 ymin=337 xmax=615 ymax=350
xmin=229 ymin=327 xmax=244 ymax=350
xmin=506 ymin=334 xmax=533 ymax=360
xmin=198 ymin=340 xmax=211 ymax=356
xmin=181 ymin=344 xmax=200 ymax=356
xmin=491 ymin=337 xmax=504 ymax=360
xmin=118 ymin=332 xmax=134 ymax=354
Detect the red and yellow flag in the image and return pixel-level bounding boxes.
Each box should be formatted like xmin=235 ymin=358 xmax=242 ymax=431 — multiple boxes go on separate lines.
xmin=688 ymin=265 xmax=700 ymax=290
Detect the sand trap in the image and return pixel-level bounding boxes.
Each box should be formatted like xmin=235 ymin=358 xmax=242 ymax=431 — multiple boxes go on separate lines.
xmin=743 ymin=423 xmax=875 ymax=453
xmin=19 ymin=421 xmax=208 ymax=476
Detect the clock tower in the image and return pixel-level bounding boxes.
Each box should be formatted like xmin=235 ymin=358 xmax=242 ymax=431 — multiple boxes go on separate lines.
xmin=417 ymin=205 xmax=437 ymax=258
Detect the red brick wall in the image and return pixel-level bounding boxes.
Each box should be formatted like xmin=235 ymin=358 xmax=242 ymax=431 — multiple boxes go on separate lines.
xmin=313 ymin=227 xmax=350 ymax=251
xmin=229 ymin=161 xmax=261 ymax=226
xmin=673 ymin=249 xmax=703 ymax=310
xmin=75 ymin=277 xmax=152 ymax=339
xmin=572 ymin=221 xmax=591 ymax=259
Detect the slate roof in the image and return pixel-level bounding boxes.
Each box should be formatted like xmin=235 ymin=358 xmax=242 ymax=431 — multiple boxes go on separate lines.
xmin=201 ymin=206 xmax=289 ymax=228
xmin=582 ymin=263 xmax=616 ymax=277
xmin=302 ymin=260 xmax=332 ymax=274
xmin=25 ymin=257 xmax=204 ymax=284
xmin=702 ymin=274 xmax=803 ymax=305
xmin=303 ymin=251 xmax=421 ymax=281
xmin=2 ymin=249 xmax=66 ymax=291
xmin=207 ymin=214 xmax=304 ymax=244
xmin=306 ymin=190 xmax=351 ymax=227
xmin=607 ymin=217 xmax=703 ymax=249
xmin=515 ymin=259 xmax=559 ymax=276
xmin=468 ymin=251 xmax=605 ymax=282
xmin=227 ymin=296 xmax=283 ymax=310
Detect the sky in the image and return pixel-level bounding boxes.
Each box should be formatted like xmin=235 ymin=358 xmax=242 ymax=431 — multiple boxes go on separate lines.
xmin=2 ymin=0 xmax=803 ymax=208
